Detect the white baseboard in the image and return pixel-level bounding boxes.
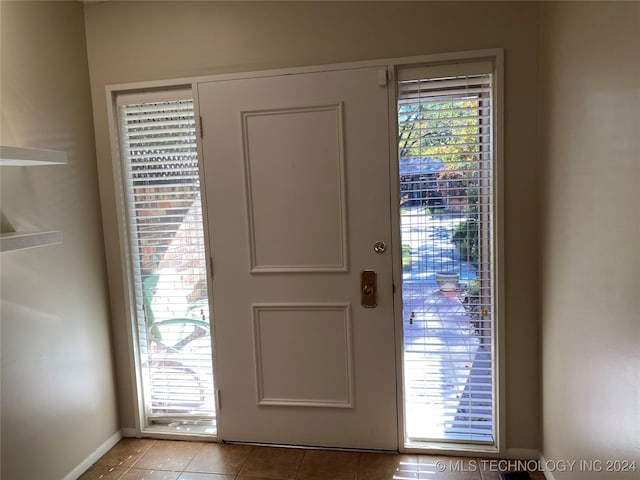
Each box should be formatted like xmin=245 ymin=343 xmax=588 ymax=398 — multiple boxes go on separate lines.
xmin=505 ymin=448 xmax=540 ymax=459
xmin=539 ymin=455 xmax=556 ymax=480
xmin=62 ymin=430 xmax=122 ymax=480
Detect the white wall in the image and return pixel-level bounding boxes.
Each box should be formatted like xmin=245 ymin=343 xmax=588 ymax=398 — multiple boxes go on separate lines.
xmin=540 ymin=2 xmax=640 ymax=478
xmin=0 ymin=2 xmax=119 ymax=479
xmin=84 ymin=0 xmax=541 ymax=452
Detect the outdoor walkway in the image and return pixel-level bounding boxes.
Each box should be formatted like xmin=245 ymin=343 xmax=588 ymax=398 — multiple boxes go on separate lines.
xmin=402 ymin=282 xmax=493 ymax=443
xmin=400 ymin=206 xmax=493 ymax=443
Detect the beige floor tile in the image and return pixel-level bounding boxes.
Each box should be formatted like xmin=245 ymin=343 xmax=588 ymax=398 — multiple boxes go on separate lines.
xmin=358 ymin=452 xmax=419 ymax=480
xmin=120 ymin=469 xmax=180 ymax=480
xmin=238 ymin=446 xmax=305 ymax=479
xmin=78 ymin=465 xmax=128 ymax=480
xmin=135 ymin=441 xmax=205 ymax=471
xmin=296 ymin=449 xmax=359 ymax=480
xmin=96 ymin=439 xmax=157 ymax=468
xmin=185 ymin=443 xmax=253 ymax=475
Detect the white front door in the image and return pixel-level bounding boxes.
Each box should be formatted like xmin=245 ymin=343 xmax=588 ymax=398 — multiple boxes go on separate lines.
xmin=197 ymin=67 xmax=397 ymax=449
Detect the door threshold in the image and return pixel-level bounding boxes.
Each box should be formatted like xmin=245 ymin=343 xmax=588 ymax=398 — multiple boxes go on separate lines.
xmin=219 ymin=439 xmax=398 ymax=455
xmin=141 ymin=420 xmax=217 ymax=441
xmin=402 ymin=439 xmax=499 ymax=457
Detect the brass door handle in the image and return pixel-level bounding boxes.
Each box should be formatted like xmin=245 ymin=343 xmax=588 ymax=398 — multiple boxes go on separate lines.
xmin=361 ymin=270 xmax=377 ymax=308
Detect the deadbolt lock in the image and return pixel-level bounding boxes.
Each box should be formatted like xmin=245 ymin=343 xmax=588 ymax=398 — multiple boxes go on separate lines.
xmin=373 ymin=241 xmax=387 ymax=253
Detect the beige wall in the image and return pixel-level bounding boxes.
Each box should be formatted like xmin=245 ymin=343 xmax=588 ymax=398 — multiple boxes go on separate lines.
xmin=540 ymin=2 xmax=640 ymax=478
xmin=84 ymin=1 xmax=541 ymax=451
xmin=0 ymin=2 xmax=119 ymax=479
xmin=2 ymin=1 xmax=636 ymax=470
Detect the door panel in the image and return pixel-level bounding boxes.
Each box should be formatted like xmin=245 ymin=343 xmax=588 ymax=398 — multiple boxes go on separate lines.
xmin=242 ymin=104 xmax=347 ymax=272
xmin=197 ymin=67 xmax=397 ymax=449
xmin=253 ymin=304 xmax=354 ymax=408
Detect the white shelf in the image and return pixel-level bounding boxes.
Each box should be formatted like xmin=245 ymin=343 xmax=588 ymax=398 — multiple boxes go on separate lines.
xmin=0 ymin=231 xmax=63 ymax=253
xmin=0 ymin=146 xmax=66 ymax=251
xmin=0 ymin=145 xmax=67 ymax=166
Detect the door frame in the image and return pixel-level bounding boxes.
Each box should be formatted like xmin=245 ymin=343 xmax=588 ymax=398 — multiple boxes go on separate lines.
xmin=105 ymin=48 xmax=504 ymax=453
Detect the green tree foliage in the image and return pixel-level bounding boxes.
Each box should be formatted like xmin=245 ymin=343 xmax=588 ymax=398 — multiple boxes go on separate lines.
xmin=399 ymin=97 xmax=482 ymax=207
xmin=398 ymin=99 xmax=482 ymax=162
xmin=398 ymin=91 xmax=483 ymax=264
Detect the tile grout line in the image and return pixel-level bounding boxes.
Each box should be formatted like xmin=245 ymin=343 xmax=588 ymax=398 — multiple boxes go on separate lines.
xmin=179 ymin=440 xmax=206 ymax=478
xmin=293 ymin=448 xmax=309 ymax=480
xmin=128 ymin=438 xmax=158 ymax=472
xmin=235 ymin=443 xmax=256 ymax=480
xmin=354 ymin=451 xmax=363 ymax=480
xmin=99 ymin=438 xmax=158 ymax=480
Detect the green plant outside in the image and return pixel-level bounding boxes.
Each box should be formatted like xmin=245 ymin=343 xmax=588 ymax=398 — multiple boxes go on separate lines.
xmin=402 ymin=244 xmax=412 ymax=272
xmin=467 ymin=279 xmax=480 ymax=297
xmin=452 ymin=218 xmax=479 ymax=265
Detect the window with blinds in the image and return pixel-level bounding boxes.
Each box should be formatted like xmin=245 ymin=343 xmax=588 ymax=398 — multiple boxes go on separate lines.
xmin=116 ymin=92 xmax=216 ymax=429
xmin=397 ymin=62 xmax=496 ymax=445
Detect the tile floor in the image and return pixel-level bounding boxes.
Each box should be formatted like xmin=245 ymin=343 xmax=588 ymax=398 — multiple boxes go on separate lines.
xmin=79 ymin=438 xmax=546 ymax=480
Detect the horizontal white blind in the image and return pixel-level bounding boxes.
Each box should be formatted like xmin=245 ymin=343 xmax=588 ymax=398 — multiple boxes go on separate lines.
xmin=118 ymin=96 xmax=215 ymax=422
xmin=398 ymin=67 xmax=495 ymax=444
